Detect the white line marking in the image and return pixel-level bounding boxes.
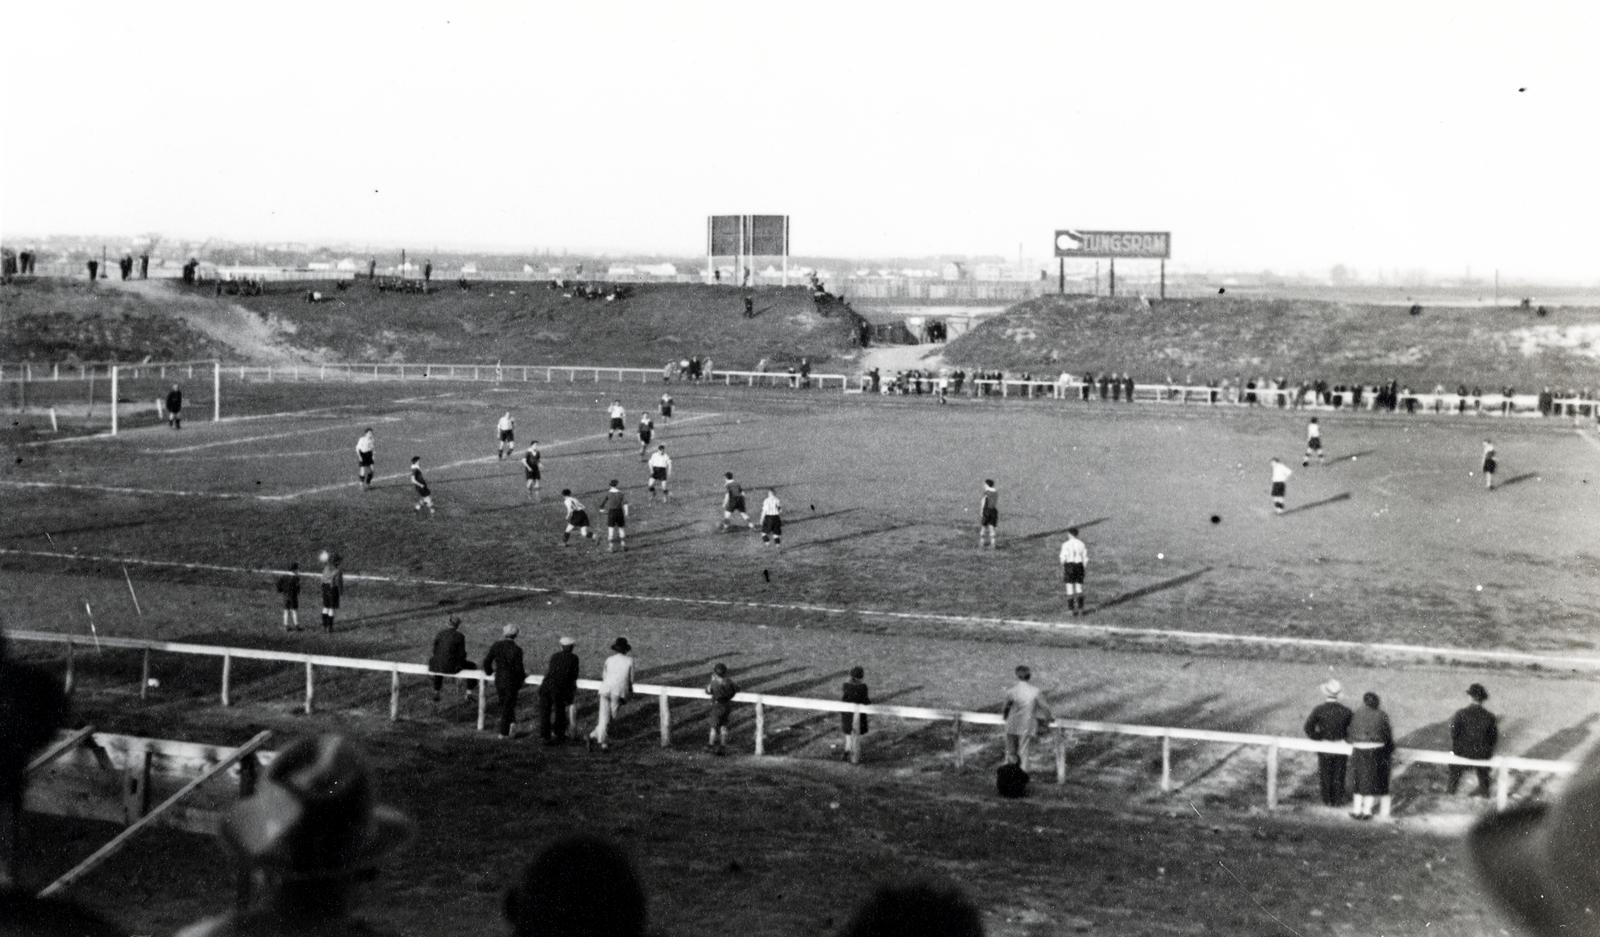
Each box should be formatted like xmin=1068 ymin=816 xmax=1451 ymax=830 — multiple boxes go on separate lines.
xmin=1578 ymin=428 xmax=1600 ymax=452
xmin=3 ymin=546 xmax=1594 ymax=672
xmin=141 ymin=418 xmax=399 ymax=453
xmin=0 ymin=481 xmax=270 ymax=501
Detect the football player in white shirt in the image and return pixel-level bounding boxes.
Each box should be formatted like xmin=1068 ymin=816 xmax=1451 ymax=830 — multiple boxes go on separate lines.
xmin=646 ymin=445 xmax=673 ymax=502
xmin=1270 ymin=457 xmax=1293 ymax=514
xmin=760 ymin=490 xmax=782 ymax=545
xmin=496 ymin=412 xmax=515 ymax=460
xmin=355 ymin=428 xmax=376 ymax=489
xmin=1058 ymin=528 xmax=1088 ymax=615
xmin=606 ymin=400 xmax=626 ymax=440
xmin=1302 ymin=417 xmax=1324 ymax=467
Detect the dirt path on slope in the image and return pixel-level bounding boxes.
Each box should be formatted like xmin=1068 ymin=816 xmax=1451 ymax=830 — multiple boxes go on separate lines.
xmin=101 ymin=279 xmax=318 ymax=366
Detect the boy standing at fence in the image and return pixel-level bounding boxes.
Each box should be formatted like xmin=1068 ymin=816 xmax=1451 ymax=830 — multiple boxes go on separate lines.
xmin=705 ymin=663 xmax=739 ymax=755
xmin=276 ymin=562 xmax=302 ymax=631
xmin=356 ymin=428 xmax=376 ymax=489
xmin=522 ymin=441 xmax=542 ymax=499
xmin=411 ymin=456 xmax=436 ymax=515
xmin=496 ymin=412 xmax=516 ymax=460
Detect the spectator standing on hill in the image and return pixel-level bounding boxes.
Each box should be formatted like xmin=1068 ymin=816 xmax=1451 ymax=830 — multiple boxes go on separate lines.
xmin=176 ymin=735 xmax=412 ymax=937
xmin=1303 ymin=417 xmax=1325 ymax=466
xmin=646 ymin=445 xmax=672 ymax=502
xmin=1002 ymin=665 xmax=1052 ymax=771
xmin=1449 ymin=683 xmax=1499 ymax=797
xmin=165 ymin=384 xmax=183 ymax=430
xmin=659 ymin=391 xmax=673 ymax=420
xmin=319 ymin=552 xmax=343 ymax=633
xmin=561 ymin=489 xmax=594 ymax=545
xmin=841 ymin=666 xmax=870 ymax=760
xmin=1348 ymin=691 xmax=1395 ymax=820
xmin=1269 ymin=457 xmax=1293 ymax=515
xmin=1058 ymin=528 xmax=1087 ymax=616
xmin=606 ymin=400 xmax=626 ymax=440
xmin=600 ymin=481 xmax=629 ymax=552
xmin=636 ymin=414 xmax=654 ymax=461
xmin=482 ymin=624 xmax=527 ymax=739
xmin=410 ymin=456 xmax=435 ymax=515
xmin=427 ymin=615 xmax=473 ymax=703
xmin=587 ymin=637 xmax=635 ymax=752
xmin=760 ymin=489 xmax=783 ymax=545
xmin=721 ymin=472 xmax=753 ymax=530
xmin=1303 ymin=679 xmax=1352 ymax=807
xmin=355 ymin=428 xmax=376 ymax=489
xmin=496 ymin=412 xmax=516 ymax=460
xmin=276 ymin=562 xmax=302 ymax=632
xmin=537 ymin=636 xmax=579 ymax=744
xmin=978 ymin=480 xmax=999 ymax=549
xmin=521 ymin=441 xmax=542 ymax=499
xmin=503 ymin=835 xmax=648 ymax=937
xmin=86 ymin=259 xmax=98 ymax=282
xmin=705 ymin=663 xmax=739 ymax=755
xmin=1482 ymin=439 xmax=1497 ymax=490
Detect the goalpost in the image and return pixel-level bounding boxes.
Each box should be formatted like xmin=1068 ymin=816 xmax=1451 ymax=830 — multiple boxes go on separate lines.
xmin=109 ymin=360 xmax=221 ymax=435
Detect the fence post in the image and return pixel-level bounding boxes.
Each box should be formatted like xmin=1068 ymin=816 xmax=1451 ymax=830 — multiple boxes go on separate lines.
xmin=1055 ymin=727 xmax=1067 ymax=785
xmin=1266 ymin=742 xmax=1280 ymax=809
xmin=1160 ymin=735 xmax=1172 ymax=791
xmin=658 ymin=693 xmax=670 ymax=748
xmin=221 ymin=654 xmax=232 ymax=707
xmin=754 ymin=700 xmax=765 ymax=755
xmin=389 ymin=668 xmax=401 ymax=722
xmin=850 ymin=709 xmax=863 ymax=765
xmin=953 ymin=715 xmax=964 ymax=770
xmin=304 ymin=662 xmax=315 ymax=714
xmin=1495 ymin=762 xmax=1510 ymax=812
xmin=477 ymin=677 xmax=488 ymax=731
xmin=139 ymin=649 xmax=150 ymax=700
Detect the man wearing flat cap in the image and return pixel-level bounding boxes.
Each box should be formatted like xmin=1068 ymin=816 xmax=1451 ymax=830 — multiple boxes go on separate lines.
xmin=177 ymin=734 xmax=413 ymax=937
xmin=1469 ymin=739 xmax=1600 ymax=937
xmin=538 ymin=636 xmax=580 ymax=745
xmin=1303 ymin=679 xmax=1353 ymax=807
xmin=427 ymin=615 xmax=473 ymax=703
xmin=1449 ymin=682 xmax=1499 ymax=797
xmin=482 ymin=625 xmax=528 ymax=739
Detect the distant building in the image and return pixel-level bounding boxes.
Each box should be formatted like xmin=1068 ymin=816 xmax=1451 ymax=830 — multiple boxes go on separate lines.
xmin=336 ymin=259 xmax=358 ymax=272
xmin=636 ymin=262 xmax=678 ymax=277
xmin=941 ymin=261 xmax=966 ymax=280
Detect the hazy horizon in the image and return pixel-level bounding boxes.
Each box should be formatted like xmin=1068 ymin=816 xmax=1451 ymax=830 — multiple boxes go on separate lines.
xmin=3 ymin=2 xmax=1596 ymax=279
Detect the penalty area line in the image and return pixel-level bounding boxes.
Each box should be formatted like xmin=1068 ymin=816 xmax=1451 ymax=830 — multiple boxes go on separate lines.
xmin=2 ymin=546 xmax=1596 ymax=673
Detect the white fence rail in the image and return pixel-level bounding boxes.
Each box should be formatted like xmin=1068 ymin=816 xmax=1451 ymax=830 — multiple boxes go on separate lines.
xmin=8 ymin=629 xmax=1574 ymax=813
xmin=228 ymin=362 xmax=849 ymax=392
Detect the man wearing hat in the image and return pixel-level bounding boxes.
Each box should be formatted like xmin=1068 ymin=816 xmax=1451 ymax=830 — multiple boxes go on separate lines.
xmin=537 ymin=636 xmax=580 ymax=745
xmin=1449 ymin=683 xmax=1499 ymax=797
xmin=1303 ymin=679 xmax=1353 ymax=807
xmin=1469 ymin=739 xmax=1600 ymax=937
xmin=177 ymin=735 xmax=412 ymax=937
xmin=587 ymin=637 xmax=636 ymax=752
xmin=482 ymin=625 xmax=529 ymax=739
xmin=427 ymin=615 xmax=474 ymax=703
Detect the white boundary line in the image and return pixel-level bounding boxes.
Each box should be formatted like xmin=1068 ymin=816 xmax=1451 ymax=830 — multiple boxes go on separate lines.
xmin=140 ymin=417 xmax=402 ymax=454
xmin=0 ymin=481 xmax=268 ymax=501
xmin=4 ymin=546 xmax=1597 ymax=672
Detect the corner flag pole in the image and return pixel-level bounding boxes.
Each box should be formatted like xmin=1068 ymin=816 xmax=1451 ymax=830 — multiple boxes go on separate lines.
xmin=213 ymin=361 xmax=221 ymax=422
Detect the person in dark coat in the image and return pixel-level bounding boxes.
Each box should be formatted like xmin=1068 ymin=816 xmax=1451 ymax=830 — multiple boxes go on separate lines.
xmin=537 ymin=636 xmax=580 ymax=744
xmin=1303 ymin=679 xmax=1353 ymax=807
xmin=427 ymin=615 xmax=473 ymax=703
xmin=1347 ymin=690 xmax=1395 ymax=820
xmin=165 ymin=384 xmax=183 ymax=429
xmin=840 ymin=666 xmax=870 ymax=759
xmin=482 ymin=624 xmax=528 ymax=738
xmin=1449 ymin=682 xmax=1499 ymax=797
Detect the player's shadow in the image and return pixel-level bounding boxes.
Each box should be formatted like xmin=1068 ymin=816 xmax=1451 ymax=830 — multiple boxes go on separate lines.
xmin=673 ymin=447 xmax=762 ymax=462
xmin=1495 ymin=473 xmax=1539 ymax=489
xmin=1329 ymin=450 xmax=1376 ymax=464
xmin=632 ymin=653 xmax=760 ymax=683
xmin=759 ymin=684 xmax=926 ymax=754
xmin=786 ymin=522 xmax=919 ymax=551
xmin=1279 ymin=492 xmax=1352 ymax=515
xmin=1089 ymin=567 xmax=1212 ymax=614
xmin=1010 ymin=517 xmax=1112 ymax=546
xmin=785 ymin=508 xmax=862 ymax=527
xmin=1521 ymin=714 xmax=1599 ymax=761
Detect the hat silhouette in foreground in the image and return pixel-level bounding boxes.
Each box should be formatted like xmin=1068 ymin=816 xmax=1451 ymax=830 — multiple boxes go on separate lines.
xmin=505 ymin=835 xmax=647 ymax=937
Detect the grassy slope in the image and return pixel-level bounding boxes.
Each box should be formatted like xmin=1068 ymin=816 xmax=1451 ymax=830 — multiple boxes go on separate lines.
xmin=944 ymin=295 xmax=1600 ymax=388
xmin=232 ymin=281 xmax=860 ymax=369
xmin=0 ymin=280 xmax=224 ymax=362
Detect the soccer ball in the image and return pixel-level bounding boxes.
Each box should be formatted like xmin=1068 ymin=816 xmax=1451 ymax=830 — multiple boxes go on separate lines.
xmin=318 ymin=550 xmax=331 ymax=564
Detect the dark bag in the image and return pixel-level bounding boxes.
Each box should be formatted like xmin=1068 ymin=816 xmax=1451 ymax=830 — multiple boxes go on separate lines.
xmin=996 ymin=763 xmax=1030 ymax=799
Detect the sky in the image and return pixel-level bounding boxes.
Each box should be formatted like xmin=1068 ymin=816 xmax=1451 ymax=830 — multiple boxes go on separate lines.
xmin=2 ymin=1 xmax=1597 ymax=277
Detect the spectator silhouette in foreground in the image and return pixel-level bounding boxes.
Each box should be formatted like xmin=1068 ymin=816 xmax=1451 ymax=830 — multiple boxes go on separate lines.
xmin=838 ymin=880 xmax=984 ymax=937
xmin=1469 ymin=739 xmax=1600 ymax=937
xmin=505 ymin=835 xmax=648 ymax=937
xmin=177 ymin=734 xmax=413 ymax=937
xmin=0 ymin=635 xmax=125 ymax=937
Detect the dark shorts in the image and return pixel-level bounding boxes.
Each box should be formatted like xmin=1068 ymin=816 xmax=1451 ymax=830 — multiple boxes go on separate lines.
xmin=1307 ymin=437 xmax=1322 ymax=451
xmin=282 ymin=594 xmax=299 ymax=610
xmin=762 ymin=515 xmax=782 ymax=536
xmin=710 ymin=700 xmax=733 ymax=728
xmin=524 ymin=465 xmax=541 ymax=481
xmin=609 ymin=417 xmax=624 ymax=431
xmin=1062 ymin=562 xmax=1085 ymax=584
xmin=650 ymin=466 xmax=667 ymax=481
xmin=607 ymin=509 xmax=627 ymax=528
xmin=1483 ymin=457 xmax=1496 ymax=473
xmin=661 ymin=405 xmax=673 ymax=417
xmin=499 ymin=429 xmax=514 ymax=443
xmin=358 ymin=451 xmax=374 ymax=467
xmin=726 ymin=495 xmax=746 ymax=513
xmin=981 ymin=507 xmax=999 ymax=527
xmin=320 ymin=584 xmax=341 ymax=609
xmin=639 ymin=431 xmax=652 ymax=444
xmin=415 ymin=485 xmax=431 ymax=498
xmin=567 ymin=509 xmax=590 ymax=529
xmin=1270 ymin=481 xmax=1286 ymax=497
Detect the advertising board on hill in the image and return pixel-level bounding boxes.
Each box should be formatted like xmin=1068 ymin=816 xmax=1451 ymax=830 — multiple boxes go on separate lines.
xmin=1054 ymin=229 xmax=1171 ymax=259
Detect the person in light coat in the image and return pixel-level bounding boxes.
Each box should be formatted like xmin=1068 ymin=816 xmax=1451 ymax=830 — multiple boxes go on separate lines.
xmin=587 ymin=637 xmax=636 ymax=752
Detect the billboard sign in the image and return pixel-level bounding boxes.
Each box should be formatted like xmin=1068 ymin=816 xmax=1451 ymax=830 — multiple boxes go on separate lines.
xmin=708 ymin=215 xmax=789 ymax=256
xmin=1054 ymin=229 xmax=1171 ymax=259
